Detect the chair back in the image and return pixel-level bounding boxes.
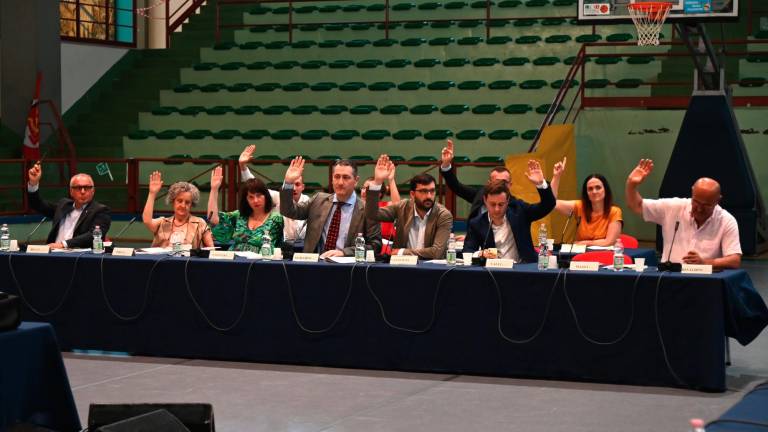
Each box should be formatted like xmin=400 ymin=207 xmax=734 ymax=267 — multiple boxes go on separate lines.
xmin=571 ymin=251 xmax=634 ymax=265
xmin=619 ymin=234 xmax=639 ymax=248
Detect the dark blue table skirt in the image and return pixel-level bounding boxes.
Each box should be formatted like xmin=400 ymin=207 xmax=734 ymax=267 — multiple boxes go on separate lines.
xmin=2 ymin=252 xmax=767 ymax=392
xmin=0 ymin=322 xmax=81 ymax=432
xmin=707 ymin=382 xmax=768 ymax=431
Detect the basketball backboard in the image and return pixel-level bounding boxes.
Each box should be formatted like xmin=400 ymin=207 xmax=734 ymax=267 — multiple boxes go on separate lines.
xmin=577 ymin=0 xmax=738 ymax=22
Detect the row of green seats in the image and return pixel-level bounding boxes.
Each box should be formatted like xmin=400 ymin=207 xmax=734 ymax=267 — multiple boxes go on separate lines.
xmin=129 ymin=128 xmax=538 ymax=141
xmin=246 ymin=0 xmax=575 ymax=15
xmin=150 ymin=102 xmax=568 ymax=116
xmin=162 ymin=154 xmax=504 ymax=167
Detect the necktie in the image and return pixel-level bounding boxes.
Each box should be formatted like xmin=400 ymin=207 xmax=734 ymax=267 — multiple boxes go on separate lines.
xmin=324 ymin=202 xmax=344 ymax=252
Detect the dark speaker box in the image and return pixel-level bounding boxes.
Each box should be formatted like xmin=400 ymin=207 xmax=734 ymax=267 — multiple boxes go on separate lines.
xmin=96 ymin=409 xmax=189 ymax=432
xmin=88 ymin=403 xmax=214 ymax=432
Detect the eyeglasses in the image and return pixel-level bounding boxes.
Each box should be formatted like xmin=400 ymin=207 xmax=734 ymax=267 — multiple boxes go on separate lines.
xmin=413 ymin=188 xmax=436 ymax=195
xmin=70 ymin=185 xmax=94 ymax=191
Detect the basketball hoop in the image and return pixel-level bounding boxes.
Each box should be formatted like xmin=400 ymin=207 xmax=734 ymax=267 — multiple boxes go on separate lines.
xmin=627 ymin=2 xmax=673 ymax=46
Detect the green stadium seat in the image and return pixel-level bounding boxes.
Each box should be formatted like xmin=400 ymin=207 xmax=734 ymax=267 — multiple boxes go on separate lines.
xmin=324 ymin=23 xmax=349 ymax=31
xmin=283 ymin=82 xmax=310 ymax=92
xmin=392 ymin=2 xmax=416 ymax=10
xmin=503 ymin=57 xmax=530 ymax=66
xmin=319 ymin=40 xmax=344 ymax=48
xmin=504 ymin=104 xmax=533 ymax=114
xmin=367 ymin=3 xmax=386 ymax=11
xmin=340 ymin=82 xmax=367 ymax=91
xmin=521 ymin=130 xmax=538 ymax=140
xmin=575 ymin=34 xmax=602 ymax=43
xmin=362 ymin=130 xmax=391 ymax=140
xmin=378 ymin=23 xmax=402 ymax=29
xmin=252 ymin=154 xmax=281 ymax=164
xmin=404 ymin=21 xmax=429 ymax=29
xmin=595 ymin=56 xmax=623 ymax=65
xmin=271 ymin=130 xmax=300 ymax=140
xmin=457 ymin=20 xmax=482 ymax=28
xmin=320 ymin=105 xmax=348 ymax=114
xmin=475 ymin=156 xmax=505 ymax=163
xmin=533 ymin=56 xmax=560 ymax=66
xmin=200 ymin=83 xmax=226 ymax=92
xmin=458 ymin=37 xmax=483 ymax=46
xmin=406 ymin=155 xmax=437 ymax=165
xmin=374 ymin=38 xmax=399 ymax=47
xmin=272 ymin=6 xmax=290 ymax=14
xmin=525 ymin=0 xmax=548 ymax=6
xmin=616 ymin=78 xmax=644 ymax=88
xmin=381 ymin=105 xmax=409 ymax=114
xmin=283 ymin=155 xmax=312 ymax=165
xmin=128 ymin=130 xmax=153 ymax=140
xmin=332 ymin=130 xmax=360 ymax=140
xmin=451 ymin=156 xmax=471 ymax=164
xmin=291 ymin=105 xmax=319 ymax=114
xmin=346 ymin=39 xmax=371 ymax=48
xmin=295 ymin=5 xmax=318 ymax=13
xmin=301 ymin=130 xmax=330 ymax=140
xmin=357 ymin=59 xmax=383 ymax=69
xmin=351 ymin=23 xmax=374 ymax=31
xmin=536 ymin=104 xmax=564 ymax=114
xmin=515 ymin=35 xmax=542 ymax=44
xmin=410 ymin=105 xmax=438 ymax=114
xmin=291 ymin=40 xmax=316 ymax=49
xmin=473 ymin=57 xmax=500 ymax=66
xmin=195 ymin=154 xmax=221 ymax=164
xmin=739 ymin=77 xmax=766 ymax=87
xmin=564 ymin=56 xmax=590 ymax=65
xmin=212 ymin=130 xmax=240 ymax=140
xmin=179 ymin=106 xmax=205 ymax=115
xmin=248 ymin=6 xmax=271 ymax=15
xmin=541 ymin=18 xmax=566 ymax=25
xmin=184 ymin=129 xmax=212 ymax=139
xmin=237 ymin=42 xmax=262 ymax=50
xmin=489 ymin=80 xmax=516 ymax=89
xmin=584 ymin=79 xmax=610 ymax=88
xmin=388 ymin=155 xmax=406 ymax=162
xmin=386 ymin=59 xmax=412 ymax=68
xmin=247 ymin=61 xmax=272 ymax=70
xmin=398 ymin=81 xmax=425 ymax=90
xmin=253 ymin=83 xmax=281 ymax=91
xmin=248 ymin=26 xmax=269 ymax=33
xmin=489 ymin=130 xmax=518 ymax=140
xmin=428 ymin=80 xmax=455 ymax=90
xmin=350 ymin=105 xmax=378 ymax=114
xmin=487 ymin=19 xmax=509 ymax=27
xmin=227 ymin=83 xmax=252 ymax=92
xmin=329 ymin=60 xmax=355 ymax=69
xmin=487 ymin=36 xmax=513 ymax=44
xmin=192 ymin=62 xmax=216 ymax=71
xmin=265 ymin=41 xmax=290 ymax=50
xmin=458 ymin=80 xmax=485 ymax=90
xmin=498 ymin=0 xmax=522 ymax=6
xmin=310 ymin=82 xmax=337 ymax=92
xmin=300 ymin=60 xmax=326 ymax=70
xmin=156 ymin=130 xmax=183 ymax=140
xmin=606 ymin=33 xmax=633 ymax=42
xmin=545 ymin=34 xmax=572 ymax=43
xmin=473 ymin=104 xmax=501 ymax=114
xmin=401 ymin=38 xmax=427 ymax=46
xmin=429 ymin=37 xmax=455 ymax=46
xmin=550 ymin=79 xmax=579 ymax=89
xmin=520 ymin=80 xmax=547 ymax=89
xmin=746 ymin=55 xmax=768 ymax=63
xmin=206 ymin=106 xmax=233 ymax=115
xmin=173 ymin=84 xmax=198 ymax=93
xmin=342 ymin=3 xmax=365 ymax=11
xmin=318 ymin=4 xmax=341 ymax=12
xmin=441 ymin=104 xmax=470 ymax=114
xmin=151 ymin=106 xmax=177 ymax=115
xmin=164 ymin=154 xmax=192 ymax=165
xmin=754 ymin=30 xmax=768 ymax=39
xmin=263 ymin=105 xmax=290 ymax=115
xmin=242 ymin=130 xmax=270 ymax=140
xmin=456 ymin=130 xmax=486 ymax=140
xmin=445 ymin=1 xmax=468 ymax=8
xmin=553 ymin=0 xmax=576 ymax=5
xmin=313 ymin=155 xmax=341 ymax=166
xmin=444 ymin=58 xmax=470 ymax=67
xmin=424 ymin=130 xmax=453 ymax=140
xmin=369 ymin=81 xmax=396 ymax=91
xmin=349 ymin=155 xmax=374 ymax=162
xmin=471 ymin=0 xmax=494 ymax=7
xmin=274 ymin=61 xmax=299 ymax=70
xmin=513 ymin=18 xmax=537 ymax=26
xmin=627 ymin=56 xmax=655 ymax=64
xmin=234 ymin=106 xmax=261 ymax=115
xmin=431 ymin=21 xmax=453 ymax=28
xmin=415 ymin=58 xmax=441 ymax=67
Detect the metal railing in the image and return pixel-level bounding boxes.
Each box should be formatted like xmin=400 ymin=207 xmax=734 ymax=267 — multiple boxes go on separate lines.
xmin=166 ymin=0 xmax=208 ymax=47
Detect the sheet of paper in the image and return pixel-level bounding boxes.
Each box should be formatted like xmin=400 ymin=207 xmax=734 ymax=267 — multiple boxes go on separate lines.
xmin=135 ymin=247 xmax=172 ymax=254
xmin=587 ymin=246 xmax=614 ymax=251
xmin=234 ymin=251 xmax=262 ymax=259
xmin=327 ymin=256 xmax=357 ymax=264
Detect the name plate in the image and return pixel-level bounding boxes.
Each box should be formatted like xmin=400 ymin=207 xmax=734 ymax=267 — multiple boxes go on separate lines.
xmin=293 ymin=253 xmax=319 ymax=262
xmin=111 ymin=247 xmax=135 ymax=257
xmin=485 ymin=259 xmax=514 ymax=269
xmin=570 ymin=244 xmax=587 ymax=253
xmin=26 ymin=245 xmax=50 ymax=254
xmin=681 ymin=264 xmax=713 ymax=274
xmin=560 ymin=244 xmax=573 ymax=253
xmin=390 ymin=255 xmax=418 ymax=266
xmin=569 ymin=261 xmax=600 ymax=272
xmin=209 ymin=250 xmax=235 ymax=260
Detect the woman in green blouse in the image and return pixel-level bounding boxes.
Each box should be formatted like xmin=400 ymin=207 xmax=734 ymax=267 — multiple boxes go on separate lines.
xmin=207 ymin=166 xmax=284 ymax=251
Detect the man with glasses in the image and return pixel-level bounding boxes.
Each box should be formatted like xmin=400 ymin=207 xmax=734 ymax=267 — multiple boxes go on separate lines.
xmin=27 ymin=162 xmax=111 ymax=249
xmin=365 ymin=155 xmax=453 ymax=260
xmin=280 ymin=156 xmax=381 ymax=258
xmin=625 ymin=159 xmax=742 ymax=269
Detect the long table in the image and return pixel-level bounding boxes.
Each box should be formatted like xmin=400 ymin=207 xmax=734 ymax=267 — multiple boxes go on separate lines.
xmin=2 ymin=252 xmax=767 ymax=392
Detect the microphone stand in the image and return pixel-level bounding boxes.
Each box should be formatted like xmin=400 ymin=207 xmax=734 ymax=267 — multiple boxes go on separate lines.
xmin=20 ymin=217 xmax=47 ymax=252
xmin=657 ymin=221 xmax=682 ymax=272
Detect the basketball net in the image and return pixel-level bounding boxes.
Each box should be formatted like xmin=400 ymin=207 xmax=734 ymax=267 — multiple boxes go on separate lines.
xmin=627 ymin=2 xmax=672 ymax=46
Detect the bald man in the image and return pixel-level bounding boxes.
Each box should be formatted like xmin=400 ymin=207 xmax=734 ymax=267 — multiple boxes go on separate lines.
xmin=625 ymin=159 xmax=741 ymax=269
xmin=27 ymin=162 xmax=111 ymax=249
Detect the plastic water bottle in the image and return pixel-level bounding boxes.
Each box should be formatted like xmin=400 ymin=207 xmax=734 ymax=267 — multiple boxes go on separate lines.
xmin=613 ymin=238 xmax=624 ymax=271
xmin=260 ymin=232 xmax=273 ymax=260
xmin=537 ymin=240 xmax=548 ymax=270
xmin=446 ymin=232 xmax=456 ymax=266
xmin=0 ymin=224 xmax=10 ymax=251
xmin=689 ymin=418 xmax=705 ymax=432
xmin=92 ymin=225 xmax=104 ymax=254
xmin=354 ymin=232 xmax=366 ymax=262
xmin=538 ymin=223 xmax=548 ymax=247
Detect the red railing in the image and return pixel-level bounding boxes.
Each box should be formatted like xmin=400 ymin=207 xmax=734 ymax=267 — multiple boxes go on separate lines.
xmin=166 ymin=0 xmax=207 ymax=47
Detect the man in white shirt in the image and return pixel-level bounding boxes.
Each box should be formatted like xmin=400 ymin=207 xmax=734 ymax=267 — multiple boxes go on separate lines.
xmin=625 ymin=158 xmax=742 ymax=269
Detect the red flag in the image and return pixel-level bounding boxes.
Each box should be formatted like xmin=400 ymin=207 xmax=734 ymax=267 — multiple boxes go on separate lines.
xmin=23 ymin=72 xmax=42 ymax=161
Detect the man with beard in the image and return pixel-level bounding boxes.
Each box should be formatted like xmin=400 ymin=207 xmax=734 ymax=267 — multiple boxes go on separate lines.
xmin=365 ymin=155 xmax=453 ymax=260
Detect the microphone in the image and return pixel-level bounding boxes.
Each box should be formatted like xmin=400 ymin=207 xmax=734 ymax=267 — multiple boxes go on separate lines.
xmin=558 ymin=210 xmax=574 ymax=246
xmin=21 ymin=217 xmax=47 ymax=251
xmin=657 ymin=221 xmax=682 ymax=272
xmin=189 ymin=220 xmax=211 ymax=258
xmin=111 ymin=216 xmax=138 ymax=242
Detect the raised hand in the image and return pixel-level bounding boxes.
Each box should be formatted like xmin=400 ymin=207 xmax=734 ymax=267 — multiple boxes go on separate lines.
xmin=553 ymin=156 xmax=567 ymax=178
xmin=238 ymin=145 xmax=255 ymax=170
xmin=374 ymin=154 xmax=392 ymax=184
xmin=148 ymin=171 xmax=163 ymax=194
xmin=627 ymin=159 xmax=654 ymax=186
xmin=28 ymin=162 xmax=42 ymax=186
xmin=284 ymin=156 xmax=305 ymax=184
xmin=440 ymin=139 xmax=455 ymax=168
xmin=210 ymin=166 xmax=223 ymax=190
xmin=525 ymin=160 xmax=545 ymax=186
xmin=387 ymin=159 xmax=397 ymax=183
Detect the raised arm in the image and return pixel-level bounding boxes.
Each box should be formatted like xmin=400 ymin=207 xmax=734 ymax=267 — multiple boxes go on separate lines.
xmin=207 ymin=166 xmax=223 ymax=226
xmin=387 ymin=160 xmax=401 ymax=204
xmin=26 ymin=162 xmax=56 ymax=218
xmin=279 ymin=156 xmax=309 ymax=220
xmin=142 ymin=171 xmax=164 ymax=233
xmin=521 ymin=160 xmax=556 ymax=221
xmin=625 ymin=159 xmax=654 ymax=215
xmin=365 ymin=155 xmax=397 ymax=222
xmin=550 ymin=156 xmax=566 ymax=198
xmin=440 ymin=139 xmax=480 ymax=202
xmin=239 ymin=144 xmax=256 ymax=181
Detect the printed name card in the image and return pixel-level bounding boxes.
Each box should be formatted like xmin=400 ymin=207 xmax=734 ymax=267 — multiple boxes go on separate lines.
xmin=111 ymin=247 xmax=134 ymax=257
xmin=485 ymin=259 xmax=514 ymax=269
xmin=570 ymin=244 xmax=587 ymax=254
xmin=26 ymin=245 xmax=50 ymax=254
xmin=560 ymin=244 xmax=572 ymax=253
xmin=569 ymin=261 xmax=600 ymax=272
xmin=293 ymin=253 xmax=319 ymax=262
xmin=681 ymin=264 xmax=713 ymax=274
xmin=209 ymin=250 xmax=235 ymax=260
xmin=390 ymin=255 xmax=418 ymax=266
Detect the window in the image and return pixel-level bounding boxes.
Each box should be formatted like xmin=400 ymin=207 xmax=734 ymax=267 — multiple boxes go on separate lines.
xmin=60 ymin=0 xmax=135 ymax=46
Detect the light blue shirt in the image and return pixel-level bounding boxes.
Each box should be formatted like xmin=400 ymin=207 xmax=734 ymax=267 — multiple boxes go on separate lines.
xmin=321 ymin=192 xmax=357 ymax=251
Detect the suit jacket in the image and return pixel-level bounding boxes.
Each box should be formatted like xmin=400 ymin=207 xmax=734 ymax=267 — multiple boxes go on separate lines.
xmin=27 ymin=190 xmax=112 ymax=248
xmin=441 ymin=166 xmax=485 ymax=221
xmin=462 ymin=186 xmax=555 ymax=263
xmin=365 ymin=190 xmax=453 ymax=259
xmin=280 ymin=188 xmax=382 ymax=256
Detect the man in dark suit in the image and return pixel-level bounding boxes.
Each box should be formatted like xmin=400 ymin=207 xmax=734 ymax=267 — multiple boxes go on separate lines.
xmin=440 ymin=139 xmax=512 ymax=221
xmin=280 ymin=157 xmax=381 ymax=258
xmin=462 ymin=160 xmax=555 ymax=263
xmin=27 ymin=162 xmax=111 ymax=249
